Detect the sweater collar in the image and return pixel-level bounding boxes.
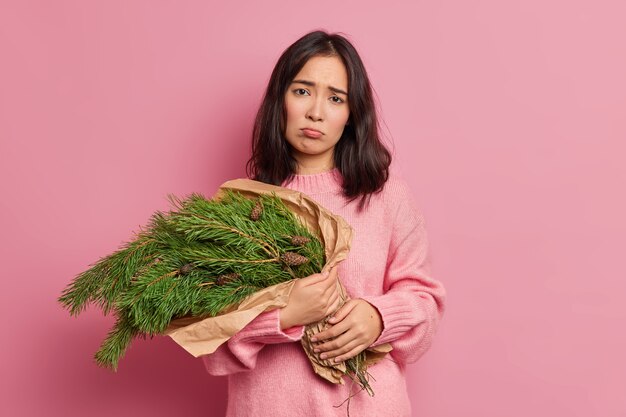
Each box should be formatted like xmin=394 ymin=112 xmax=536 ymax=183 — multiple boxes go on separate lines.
xmin=281 ymin=168 xmax=344 ymax=195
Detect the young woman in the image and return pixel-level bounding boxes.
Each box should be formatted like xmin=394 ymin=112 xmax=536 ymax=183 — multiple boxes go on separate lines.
xmin=202 ymin=30 xmax=447 ymax=417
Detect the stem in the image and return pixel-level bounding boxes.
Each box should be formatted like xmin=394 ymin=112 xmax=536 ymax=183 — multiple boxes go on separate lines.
xmin=182 ymin=213 xmax=279 ymax=258
xmin=131 ymin=269 xmax=178 ymax=304
xmin=200 ymin=257 xmax=278 ymax=264
xmin=164 ymin=280 xmax=177 ymax=298
xmin=110 ymin=238 xmax=155 ymax=293
xmin=123 ymin=237 xmax=154 ymax=263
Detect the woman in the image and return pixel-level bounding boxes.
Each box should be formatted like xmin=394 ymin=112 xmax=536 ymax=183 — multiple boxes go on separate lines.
xmin=202 ymin=30 xmax=446 ymax=417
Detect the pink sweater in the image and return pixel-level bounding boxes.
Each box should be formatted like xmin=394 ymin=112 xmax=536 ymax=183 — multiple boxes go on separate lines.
xmin=202 ymin=168 xmax=446 ymax=417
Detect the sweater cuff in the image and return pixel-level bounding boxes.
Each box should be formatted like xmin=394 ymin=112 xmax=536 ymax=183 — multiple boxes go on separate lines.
xmin=360 ymin=294 xmax=428 ymax=347
xmin=232 ymin=308 xmax=305 ymax=345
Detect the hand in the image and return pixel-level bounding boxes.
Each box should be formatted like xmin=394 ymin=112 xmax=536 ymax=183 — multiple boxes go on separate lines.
xmin=310 ymin=299 xmax=383 ymax=363
xmin=279 ymin=266 xmax=342 ymax=330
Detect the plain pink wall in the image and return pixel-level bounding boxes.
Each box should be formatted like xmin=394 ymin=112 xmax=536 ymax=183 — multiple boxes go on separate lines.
xmin=1 ymin=1 xmax=625 ymax=416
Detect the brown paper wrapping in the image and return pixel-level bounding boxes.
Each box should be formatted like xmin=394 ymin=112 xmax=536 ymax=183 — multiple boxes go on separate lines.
xmin=164 ymin=178 xmax=391 ymax=385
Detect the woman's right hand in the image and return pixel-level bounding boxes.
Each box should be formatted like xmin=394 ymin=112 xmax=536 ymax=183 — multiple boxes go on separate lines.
xmin=279 ymin=266 xmax=341 ymax=330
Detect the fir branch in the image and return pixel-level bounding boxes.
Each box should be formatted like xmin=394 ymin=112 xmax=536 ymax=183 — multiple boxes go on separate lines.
xmin=94 ymin=312 xmax=141 ymax=371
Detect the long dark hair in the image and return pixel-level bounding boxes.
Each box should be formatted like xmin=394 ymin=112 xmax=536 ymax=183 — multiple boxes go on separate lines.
xmin=246 ymin=30 xmax=391 ymax=211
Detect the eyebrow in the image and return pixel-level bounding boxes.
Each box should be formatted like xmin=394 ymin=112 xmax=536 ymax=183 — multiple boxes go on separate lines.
xmin=291 ymin=79 xmax=348 ymax=96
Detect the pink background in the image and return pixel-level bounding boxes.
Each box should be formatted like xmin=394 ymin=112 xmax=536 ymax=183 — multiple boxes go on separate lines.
xmin=1 ymin=1 xmax=625 ymax=416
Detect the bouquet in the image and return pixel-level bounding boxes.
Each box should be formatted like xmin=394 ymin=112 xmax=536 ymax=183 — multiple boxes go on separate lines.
xmin=58 ymin=179 xmax=391 ymax=395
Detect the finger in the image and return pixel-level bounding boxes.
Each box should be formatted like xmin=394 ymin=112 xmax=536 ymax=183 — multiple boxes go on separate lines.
xmin=321 ymin=264 xmax=336 ymax=276
xmin=302 ymin=267 xmax=331 ymax=286
xmin=315 ymin=329 xmax=353 ymax=353
xmin=322 ymin=269 xmax=338 ymax=289
xmin=324 ymin=291 xmax=342 ymax=316
xmin=311 ymin=317 xmax=350 ymax=343
xmin=327 ymin=299 xmax=358 ymax=324
xmin=321 ymin=267 xmax=339 ymax=291
xmin=334 ymin=345 xmax=367 ymax=363
xmin=321 ymin=281 xmax=339 ymax=304
xmin=306 ymin=266 xmax=334 ymax=290
xmin=319 ymin=338 xmax=361 ymax=361
xmin=326 ymin=264 xmax=338 ymax=276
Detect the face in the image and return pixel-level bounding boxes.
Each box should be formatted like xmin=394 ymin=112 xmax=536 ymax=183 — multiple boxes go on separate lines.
xmin=283 ymin=55 xmax=350 ymax=173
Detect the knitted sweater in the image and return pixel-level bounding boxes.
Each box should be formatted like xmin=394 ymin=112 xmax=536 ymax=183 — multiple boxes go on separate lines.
xmin=202 ymin=168 xmax=446 ymax=417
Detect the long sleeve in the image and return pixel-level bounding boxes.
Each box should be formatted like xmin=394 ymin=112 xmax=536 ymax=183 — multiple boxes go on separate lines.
xmin=360 ymin=180 xmax=446 ymax=366
xmin=202 ymin=307 xmax=305 ymax=375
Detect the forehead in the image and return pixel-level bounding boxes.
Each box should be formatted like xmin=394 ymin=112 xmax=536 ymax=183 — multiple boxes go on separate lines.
xmin=293 ymin=56 xmax=348 ymax=88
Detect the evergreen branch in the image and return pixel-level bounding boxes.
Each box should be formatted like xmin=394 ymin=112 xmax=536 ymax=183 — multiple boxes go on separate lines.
xmin=58 ymin=260 xmax=112 ymax=316
xmin=180 ymin=214 xmax=279 ymax=258
xmin=122 ymin=236 xmax=155 ymax=263
xmin=94 ymin=312 xmax=140 ymax=371
xmin=130 ymin=269 xmax=179 ymax=305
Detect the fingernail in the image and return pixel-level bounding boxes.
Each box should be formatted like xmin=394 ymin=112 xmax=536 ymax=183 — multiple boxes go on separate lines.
xmin=310 ymin=337 xmax=317 ymax=342
xmin=313 ymin=348 xmax=320 ymax=353
xmin=320 ymin=353 xmax=327 ymax=359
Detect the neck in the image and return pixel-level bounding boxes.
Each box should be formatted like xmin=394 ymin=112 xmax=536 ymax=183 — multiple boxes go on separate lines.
xmin=292 ymin=151 xmax=334 ymax=175
xmin=296 ymin=164 xmax=335 ymax=175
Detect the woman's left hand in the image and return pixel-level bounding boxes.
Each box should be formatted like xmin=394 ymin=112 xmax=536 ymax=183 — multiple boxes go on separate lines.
xmin=310 ymin=298 xmax=383 ymax=363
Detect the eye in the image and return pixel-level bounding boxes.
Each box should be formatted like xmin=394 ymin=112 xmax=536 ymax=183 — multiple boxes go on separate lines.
xmin=330 ymin=96 xmax=344 ymax=104
xmin=293 ymin=88 xmax=309 ymax=96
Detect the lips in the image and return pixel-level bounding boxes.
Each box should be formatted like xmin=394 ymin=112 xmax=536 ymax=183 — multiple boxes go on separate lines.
xmin=301 ymin=128 xmax=323 ymax=138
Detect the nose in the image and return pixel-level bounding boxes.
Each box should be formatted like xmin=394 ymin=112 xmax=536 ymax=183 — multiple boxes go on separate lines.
xmin=306 ymin=96 xmax=324 ymax=122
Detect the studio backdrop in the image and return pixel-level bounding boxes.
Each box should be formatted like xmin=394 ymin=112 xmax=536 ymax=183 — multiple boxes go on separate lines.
xmin=1 ymin=1 xmax=624 ymax=416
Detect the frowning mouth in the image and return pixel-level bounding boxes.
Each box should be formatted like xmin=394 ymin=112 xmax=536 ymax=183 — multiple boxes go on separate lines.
xmin=301 ymin=128 xmax=323 ymax=138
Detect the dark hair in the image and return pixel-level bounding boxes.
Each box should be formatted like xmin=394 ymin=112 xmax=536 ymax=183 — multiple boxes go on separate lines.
xmin=246 ymin=30 xmax=391 ymax=211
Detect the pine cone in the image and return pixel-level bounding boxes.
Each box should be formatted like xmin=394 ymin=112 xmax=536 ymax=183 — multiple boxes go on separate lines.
xmin=250 ymin=200 xmax=263 ymax=221
xmin=280 ymin=252 xmax=310 ymax=266
xmin=291 ymin=235 xmax=311 ymax=246
xmin=178 ymin=263 xmax=194 ymax=275
xmin=216 ymin=272 xmax=240 ymax=286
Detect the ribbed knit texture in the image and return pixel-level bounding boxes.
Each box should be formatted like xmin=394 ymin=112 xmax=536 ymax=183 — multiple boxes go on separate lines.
xmin=202 ymin=168 xmax=446 ymax=417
